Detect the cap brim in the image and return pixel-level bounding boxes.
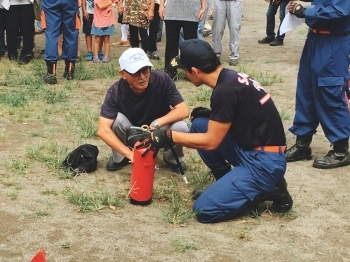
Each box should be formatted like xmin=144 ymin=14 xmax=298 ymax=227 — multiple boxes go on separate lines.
xmin=169 ymin=56 xmax=183 ymax=70
xmin=123 ymin=60 xmax=153 ymax=74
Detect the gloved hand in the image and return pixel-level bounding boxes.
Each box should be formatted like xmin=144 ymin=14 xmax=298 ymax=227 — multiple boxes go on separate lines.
xmin=137 ymin=129 xmax=173 ymax=150
xmin=190 ymin=106 xmax=212 ymax=122
xmin=287 ymin=2 xmax=305 ymax=18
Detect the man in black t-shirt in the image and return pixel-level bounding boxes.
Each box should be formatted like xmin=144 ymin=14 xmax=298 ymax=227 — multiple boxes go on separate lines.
xmin=98 ymin=48 xmax=189 ymax=172
xmin=139 ymin=39 xmax=293 ymax=223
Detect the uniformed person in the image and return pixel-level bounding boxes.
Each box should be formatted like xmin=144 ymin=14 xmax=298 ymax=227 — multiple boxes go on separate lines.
xmin=138 ymin=39 xmax=293 ymax=223
xmin=286 ymin=0 xmax=350 ymax=169
xmin=41 ymin=0 xmax=80 ymax=84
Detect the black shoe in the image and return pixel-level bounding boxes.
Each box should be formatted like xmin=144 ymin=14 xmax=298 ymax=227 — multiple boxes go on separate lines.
xmin=43 ymin=74 xmax=57 ymax=85
xmin=312 ymin=150 xmax=350 ymax=169
xmin=106 ymin=157 xmax=130 ymax=171
xmin=285 ymin=144 xmax=312 ymax=162
xmin=156 ymin=38 xmax=161 ymax=43
xmin=253 ymin=177 xmax=293 ymax=213
xmin=18 ymin=54 xmax=33 ymax=65
xmin=258 ymin=36 xmax=274 ymax=44
xmin=63 ymin=71 xmax=74 ymax=80
xmin=163 ymin=157 xmax=187 ymax=173
xmin=269 ymin=38 xmax=284 ymax=46
xmin=191 ymin=189 xmax=205 ymax=200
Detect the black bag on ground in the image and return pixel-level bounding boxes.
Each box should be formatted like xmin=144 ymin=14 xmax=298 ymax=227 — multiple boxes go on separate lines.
xmin=62 ymin=144 xmax=99 ymax=173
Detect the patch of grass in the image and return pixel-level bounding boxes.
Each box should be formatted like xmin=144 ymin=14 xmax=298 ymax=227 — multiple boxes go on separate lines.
xmin=74 ymin=62 xmax=95 ymax=80
xmin=100 ymin=63 xmax=120 ymax=78
xmin=279 ymin=109 xmax=290 ymax=121
xmin=1 ymin=177 xmax=19 ymax=187
xmin=63 ymin=188 xmax=125 ymax=211
xmin=274 ymin=209 xmax=297 ymax=218
xmin=25 ymin=142 xmax=68 ymax=169
xmin=41 ymin=189 xmax=59 ymax=196
xmin=0 ymin=90 xmax=27 ymax=107
xmin=34 ymin=210 xmax=50 ymax=217
xmin=41 ymin=87 xmax=67 ymax=104
xmin=238 ymin=66 xmax=283 ymax=86
xmin=154 ymin=179 xmax=197 ymax=225
xmin=74 ymin=108 xmax=98 ymax=138
xmin=189 ymin=86 xmax=211 ymax=104
xmin=6 ymin=159 xmax=30 ymax=175
xmin=173 ymin=238 xmax=197 ymax=252
xmin=7 ymin=190 xmax=19 ymax=200
xmin=238 ymin=227 xmax=252 ymax=240
xmin=57 ymin=169 xmax=76 ymax=179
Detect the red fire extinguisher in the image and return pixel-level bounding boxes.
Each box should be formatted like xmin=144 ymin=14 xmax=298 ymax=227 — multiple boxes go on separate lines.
xmin=129 ymin=141 xmax=156 ymax=205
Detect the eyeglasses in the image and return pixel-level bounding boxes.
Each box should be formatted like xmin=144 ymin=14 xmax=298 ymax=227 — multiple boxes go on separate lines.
xmin=125 ymin=67 xmax=151 ymax=78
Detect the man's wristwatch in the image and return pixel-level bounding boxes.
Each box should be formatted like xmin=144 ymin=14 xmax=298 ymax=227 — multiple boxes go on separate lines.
xmin=150 ymin=120 xmax=160 ymax=129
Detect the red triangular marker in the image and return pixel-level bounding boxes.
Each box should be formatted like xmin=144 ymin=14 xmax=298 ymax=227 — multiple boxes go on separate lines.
xmin=30 ymin=249 xmax=46 ymax=262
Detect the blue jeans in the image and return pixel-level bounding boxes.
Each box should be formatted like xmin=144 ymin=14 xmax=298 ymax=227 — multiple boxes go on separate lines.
xmin=266 ymin=1 xmax=288 ymax=40
xmin=157 ymin=20 xmax=163 ymax=39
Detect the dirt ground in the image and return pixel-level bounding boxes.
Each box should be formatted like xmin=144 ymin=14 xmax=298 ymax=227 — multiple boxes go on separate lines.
xmin=1 ymin=0 xmax=350 ymax=261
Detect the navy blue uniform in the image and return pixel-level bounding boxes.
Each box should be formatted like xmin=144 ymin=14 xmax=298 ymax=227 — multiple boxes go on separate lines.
xmin=41 ymin=0 xmax=79 ymax=61
xmin=289 ymin=0 xmax=350 ymax=143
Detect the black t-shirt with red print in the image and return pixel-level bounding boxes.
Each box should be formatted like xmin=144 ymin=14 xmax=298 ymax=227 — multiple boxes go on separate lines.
xmin=210 ymin=68 xmax=286 ymax=149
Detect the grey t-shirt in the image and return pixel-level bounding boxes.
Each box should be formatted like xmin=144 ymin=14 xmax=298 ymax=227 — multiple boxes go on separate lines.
xmin=164 ymin=0 xmax=201 ymax=22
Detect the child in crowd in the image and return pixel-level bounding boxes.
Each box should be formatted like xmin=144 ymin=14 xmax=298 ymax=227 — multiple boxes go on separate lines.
xmin=82 ymin=0 xmax=104 ymax=61
xmin=112 ymin=0 xmax=130 ymax=47
xmin=92 ymin=0 xmax=117 ymax=63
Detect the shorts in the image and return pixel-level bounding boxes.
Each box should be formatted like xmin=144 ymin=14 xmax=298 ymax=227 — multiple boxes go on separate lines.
xmin=91 ymin=24 xmax=116 ymax=36
xmin=83 ymin=13 xmax=94 ymax=35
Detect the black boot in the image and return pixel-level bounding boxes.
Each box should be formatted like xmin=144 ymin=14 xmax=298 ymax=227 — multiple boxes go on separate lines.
xmin=43 ymin=61 xmax=57 ymax=84
xmin=191 ymin=162 xmax=231 ymax=200
xmin=63 ymin=60 xmax=75 ymax=80
xmin=285 ymin=135 xmax=313 ymax=162
xmin=313 ymin=138 xmax=350 ymax=169
xmin=252 ymin=177 xmax=293 ymax=213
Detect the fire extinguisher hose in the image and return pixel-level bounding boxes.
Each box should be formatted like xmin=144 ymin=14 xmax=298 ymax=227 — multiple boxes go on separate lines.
xmin=164 ymin=140 xmax=188 ymax=184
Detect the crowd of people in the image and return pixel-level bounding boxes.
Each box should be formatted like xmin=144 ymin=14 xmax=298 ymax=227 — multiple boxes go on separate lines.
xmin=0 ymin=0 xmax=238 ymax=81
xmin=1 ymin=0 xmax=350 ymax=224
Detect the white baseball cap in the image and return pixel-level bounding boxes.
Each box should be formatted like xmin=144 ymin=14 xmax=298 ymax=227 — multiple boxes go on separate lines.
xmin=119 ymin=48 xmax=153 ymax=74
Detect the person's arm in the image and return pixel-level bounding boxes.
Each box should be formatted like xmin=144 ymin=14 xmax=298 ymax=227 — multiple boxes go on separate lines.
xmin=198 ymin=0 xmax=206 ymax=21
xmin=97 ymin=116 xmax=134 ymax=161
xmin=117 ymin=0 xmax=123 ymax=14
xmin=81 ymin=0 xmax=89 ymax=20
xmin=149 ymin=102 xmax=189 ymax=130
xmin=159 ymin=0 xmax=165 ymax=20
xmin=96 ymin=0 xmax=113 ymax=9
xmin=148 ymin=0 xmax=155 ymax=22
xmin=171 ymin=119 xmax=231 ymax=150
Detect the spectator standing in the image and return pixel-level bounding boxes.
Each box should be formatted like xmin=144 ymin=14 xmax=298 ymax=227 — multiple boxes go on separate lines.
xmin=112 ymin=0 xmax=130 ymax=47
xmin=212 ymin=0 xmax=242 ymax=66
xmin=0 ymin=3 xmax=6 ymax=58
xmin=159 ymin=0 xmax=206 ymax=80
xmin=285 ymin=0 xmax=350 ymax=169
xmin=41 ymin=0 xmax=80 ymax=84
xmin=5 ymin=0 xmax=35 ymax=64
xmin=258 ymin=0 xmax=289 ymax=46
xmin=92 ymin=0 xmax=117 ymax=63
xmin=147 ymin=0 xmax=160 ymax=60
xmin=122 ymin=0 xmax=155 ymax=54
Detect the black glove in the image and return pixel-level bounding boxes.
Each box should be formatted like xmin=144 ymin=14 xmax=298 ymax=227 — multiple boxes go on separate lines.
xmin=137 ymin=129 xmax=173 ymax=155
xmin=190 ymin=106 xmax=212 ymax=122
xmin=288 ymin=3 xmax=306 ymax=18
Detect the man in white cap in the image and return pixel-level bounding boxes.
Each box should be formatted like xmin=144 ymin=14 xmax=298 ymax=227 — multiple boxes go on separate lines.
xmin=97 ymin=47 xmax=189 ymax=172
